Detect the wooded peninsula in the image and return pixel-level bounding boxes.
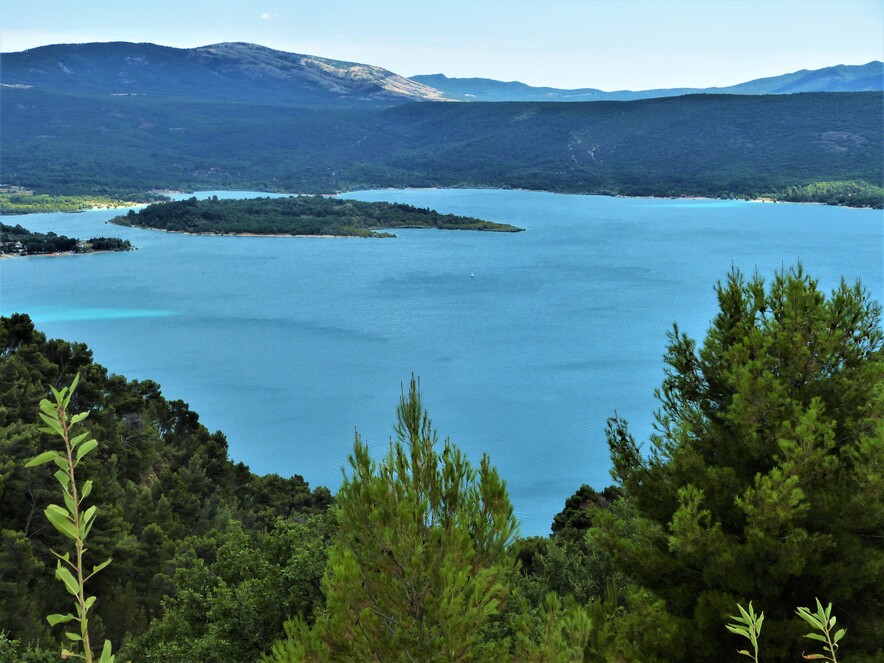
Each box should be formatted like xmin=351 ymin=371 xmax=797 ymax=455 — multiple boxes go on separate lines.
xmin=0 ymin=223 xmax=132 ymax=256
xmin=111 ymin=196 xmax=523 ymax=237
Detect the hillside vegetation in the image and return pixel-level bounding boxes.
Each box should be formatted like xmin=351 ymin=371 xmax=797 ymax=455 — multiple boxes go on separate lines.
xmin=3 ymin=88 xmax=881 ymax=206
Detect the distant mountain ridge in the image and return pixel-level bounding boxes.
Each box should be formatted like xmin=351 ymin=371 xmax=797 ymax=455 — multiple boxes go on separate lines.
xmin=1 ymin=41 xmax=445 ymax=104
xmin=411 ymin=61 xmax=884 ymax=102
xmin=1 ymin=41 xmax=880 ymax=206
xmin=3 ymin=42 xmax=880 ymax=106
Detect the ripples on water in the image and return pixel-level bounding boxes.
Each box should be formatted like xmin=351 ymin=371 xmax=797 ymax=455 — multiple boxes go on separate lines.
xmin=2 ymin=189 xmax=881 ymax=534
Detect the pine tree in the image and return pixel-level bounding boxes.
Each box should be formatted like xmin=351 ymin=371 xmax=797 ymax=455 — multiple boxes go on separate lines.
xmin=267 ymin=377 xmax=522 ymax=661
xmin=593 ymin=266 xmax=883 ymax=660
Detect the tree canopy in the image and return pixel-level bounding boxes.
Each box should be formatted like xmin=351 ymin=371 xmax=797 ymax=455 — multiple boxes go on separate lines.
xmin=591 ymin=266 xmax=884 ymax=660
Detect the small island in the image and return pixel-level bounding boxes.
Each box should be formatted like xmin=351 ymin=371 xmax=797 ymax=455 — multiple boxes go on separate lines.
xmin=0 ymin=223 xmax=133 ymax=257
xmin=110 ymin=195 xmax=524 ymax=237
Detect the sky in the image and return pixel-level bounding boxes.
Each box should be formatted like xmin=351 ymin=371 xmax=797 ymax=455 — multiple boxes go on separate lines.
xmin=1 ymin=0 xmax=882 ymax=90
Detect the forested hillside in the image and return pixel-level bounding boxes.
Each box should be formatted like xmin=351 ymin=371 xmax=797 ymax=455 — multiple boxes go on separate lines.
xmin=0 ymin=315 xmax=332 ymax=660
xmin=2 ymin=265 xmax=881 ymax=662
xmin=2 ymin=86 xmax=880 ymax=205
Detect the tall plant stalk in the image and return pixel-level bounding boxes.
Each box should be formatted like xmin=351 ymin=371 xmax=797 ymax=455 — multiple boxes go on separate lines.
xmin=26 ymin=374 xmax=114 ymax=663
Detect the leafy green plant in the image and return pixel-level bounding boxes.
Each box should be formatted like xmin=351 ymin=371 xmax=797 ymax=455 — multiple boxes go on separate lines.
xmin=796 ymin=599 xmax=845 ymax=662
xmin=25 ymin=374 xmax=114 ymax=663
xmin=725 ymin=602 xmax=764 ymax=662
xmin=726 ymin=599 xmax=847 ymax=662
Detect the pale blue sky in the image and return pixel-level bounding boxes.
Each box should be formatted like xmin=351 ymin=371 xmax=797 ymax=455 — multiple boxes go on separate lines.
xmin=1 ymin=0 xmax=882 ymax=89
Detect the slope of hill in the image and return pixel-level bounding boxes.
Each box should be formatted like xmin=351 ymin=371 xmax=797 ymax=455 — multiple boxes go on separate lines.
xmin=1 ymin=41 xmax=446 ymax=104
xmin=411 ymin=61 xmax=884 ymax=102
xmin=2 ymin=84 xmax=880 ymax=202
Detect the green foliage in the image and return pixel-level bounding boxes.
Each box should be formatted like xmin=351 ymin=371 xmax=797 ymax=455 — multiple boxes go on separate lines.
xmin=726 ymin=602 xmax=764 ymax=662
xmin=134 ymin=514 xmax=334 ymax=663
xmin=0 ymin=630 xmax=57 ymax=663
xmin=112 ymin=195 xmax=522 ymax=236
xmin=0 ymin=314 xmax=331 ymax=655
xmin=591 ymin=265 xmax=883 ymax=660
xmin=267 ymin=377 xmax=520 ymax=661
xmin=0 ymin=224 xmax=131 ymax=256
xmin=796 ymin=599 xmax=845 ymax=663
xmin=725 ymin=599 xmax=847 ymax=663
xmin=2 ymin=86 xmax=880 ymax=205
xmin=768 ymin=180 xmax=883 ymax=208
xmin=26 ymin=374 xmax=114 ymax=662
xmin=0 ymin=192 xmax=163 ymax=215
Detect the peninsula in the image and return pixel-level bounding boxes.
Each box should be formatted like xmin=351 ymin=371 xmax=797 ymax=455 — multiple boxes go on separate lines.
xmin=0 ymin=223 xmax=132 ymax=257
xmin=111 ymin=196 xmax=524 ymax=237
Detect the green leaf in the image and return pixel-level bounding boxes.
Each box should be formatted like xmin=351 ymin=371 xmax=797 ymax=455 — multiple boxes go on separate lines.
xmin=804 ymin=632 xmax=827 ymax=642
xmin=45 ymin=505 xmax=78 ymax=540
xmin=76 ymin=439 xmax=98 ymax=462
xmin=97 ymin=639 xmax=115 ymax=663
xmin=68 ymin=373 xmax=80 ymax=401
xmin=46 ymin=613 xmax=75 ymax=626
xmin=70 ymin=432 xmax=89 ymax=448
xmin=70 ymin=411 xmax=89 ymax=425
xmin=63 ymin=489 xmax=76 ymax=514
xmin=833 ymin=628 xmax=846 ymax=643
xmin=55 ymin=564 xmax=80 ymax=596
xmin=92 ymin=557 xmax=112 ymax=576
xmin=81 ymin=505 xmax=97 ymax=534
xmin=25 ymin=451 xmax=59 ymax=467
xmin=53 ymin=456 xmax=69 ymax=471
xmin=38 ymin=412 xmax=64 ymax=436
xmin=726 ymin=625 xmax=750 ymax=638
xmin=85 ymin=596 xmax=97 ymax=612
xmin=65 ymin=631 xmax=82 ymax=642
xmin=54 ymin=469 xmax=71 ymax=489
xmin=81 ymin=480 xmax=93 ymax=500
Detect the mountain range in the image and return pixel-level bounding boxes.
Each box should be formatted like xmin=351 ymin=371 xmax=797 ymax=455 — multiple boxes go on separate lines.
xmin=3 ymin=42 xmax=881 ymax=104
xmin=411 ymin=61 xmax=884 ymax=102
xmin=1 ymin=41 xmax=444 ymax=105
xmin=1 ymin=42 xmax=881 ymax=204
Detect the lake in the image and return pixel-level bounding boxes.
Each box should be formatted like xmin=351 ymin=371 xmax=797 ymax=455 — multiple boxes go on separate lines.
xmin=1 ymin=189 xmax=881 ymax=535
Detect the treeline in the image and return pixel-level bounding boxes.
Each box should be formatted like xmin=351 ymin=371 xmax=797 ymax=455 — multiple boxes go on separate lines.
xmin=1 ymin=265 xmax=882 ymax=661
xmin=2 ymin=88 xmax=880 ymax=207
xmin=0 ymin=224 xmax=133 ymax=256
xmin=111 ymin=195 xmax=522 ymax=236
xmin=767 ymin=179 xmax=884 ymax=208
xmin=0 ymin=192 xmax=167 ymax=215
xmin=0 ymin=314 xmax=332 ymax=661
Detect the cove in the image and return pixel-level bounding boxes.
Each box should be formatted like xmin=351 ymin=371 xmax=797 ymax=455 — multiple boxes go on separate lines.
xmin=1 ymin=189 xmax=881 ymax=535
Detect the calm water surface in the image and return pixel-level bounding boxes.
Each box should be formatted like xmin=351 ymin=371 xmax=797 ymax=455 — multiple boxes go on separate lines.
xmin=1 ymin=190 xmax=881 ymax=535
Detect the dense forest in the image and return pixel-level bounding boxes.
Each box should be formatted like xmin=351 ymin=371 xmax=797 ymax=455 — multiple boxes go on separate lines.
xmin=0 ymin=224 xmax=132 ymax=256
xmin=111 ymin=196 xmax=522 ymax=236
xmin=1 ymin=265 xmax=881 ymax=662
xmin=2 ymin=88 xmax=881 ymax=207
xmin=766 ymin=179 xmax=884 ymax=207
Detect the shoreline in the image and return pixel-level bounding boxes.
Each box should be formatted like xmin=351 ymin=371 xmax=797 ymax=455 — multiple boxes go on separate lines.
xmin=0 ymin=248 xmax=132 ymax=259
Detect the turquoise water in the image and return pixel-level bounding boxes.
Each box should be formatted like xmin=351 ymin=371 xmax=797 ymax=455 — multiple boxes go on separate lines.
xmin=1 ymin=190 xmax=881 ymax=535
